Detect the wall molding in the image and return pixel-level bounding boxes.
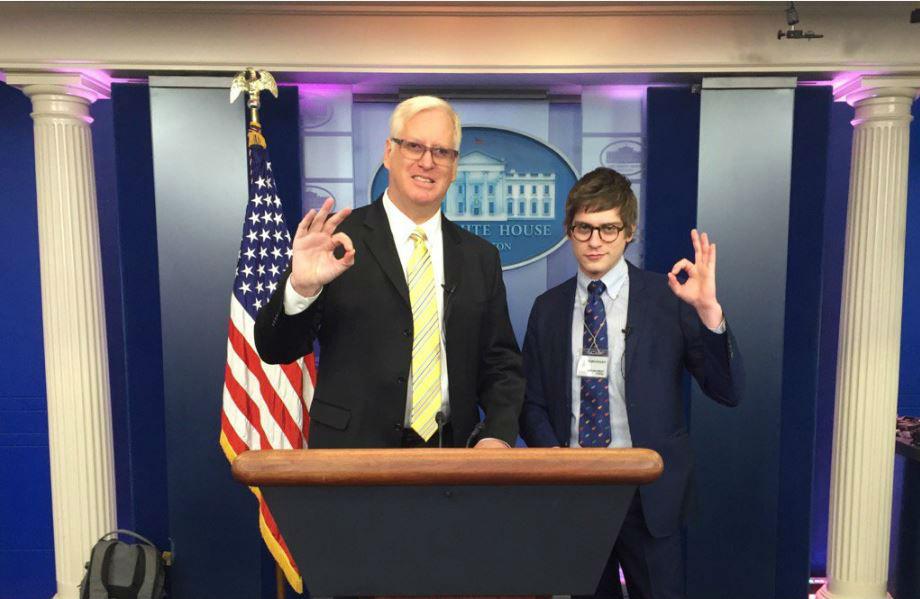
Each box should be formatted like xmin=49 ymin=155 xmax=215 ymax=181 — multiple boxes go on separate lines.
xmin=1 ymin=2 xmax=919 ymax=78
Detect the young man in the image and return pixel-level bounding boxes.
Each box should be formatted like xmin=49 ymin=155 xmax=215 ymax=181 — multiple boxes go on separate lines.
xmin=519 ymin=167 xmax=744 ymax=599
xmin=255 ymin=96 xmax=523 ymax=449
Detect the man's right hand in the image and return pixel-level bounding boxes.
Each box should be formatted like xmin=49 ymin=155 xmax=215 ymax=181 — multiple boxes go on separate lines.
xmin=290 ymin=197 xmax=354 ymax=297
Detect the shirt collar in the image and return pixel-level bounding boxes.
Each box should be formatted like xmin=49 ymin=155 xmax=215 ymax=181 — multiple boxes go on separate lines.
xmin=382 ymin=190 xmax=442 ymax=245
xmin=576 ymin=257 xmax=628 ymax=303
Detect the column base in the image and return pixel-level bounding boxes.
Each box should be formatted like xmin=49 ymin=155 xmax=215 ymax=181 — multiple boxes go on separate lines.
xmin=816 ymin=582 xmax=892 ymax=599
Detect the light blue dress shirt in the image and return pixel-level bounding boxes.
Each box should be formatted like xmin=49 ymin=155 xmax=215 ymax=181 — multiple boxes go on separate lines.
xmin=569 ymin=258 xmax=633 ymax=448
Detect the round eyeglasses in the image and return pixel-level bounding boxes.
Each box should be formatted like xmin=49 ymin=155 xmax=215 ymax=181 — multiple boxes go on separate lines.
xmin=569 ymin=222 xmax=626 ymax=243
xmin=391 ymin=138 xmax=459 ymax=166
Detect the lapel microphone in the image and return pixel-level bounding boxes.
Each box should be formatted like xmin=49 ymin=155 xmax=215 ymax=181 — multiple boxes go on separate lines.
xmin=442 ymin=283 xmax=458 ymax=327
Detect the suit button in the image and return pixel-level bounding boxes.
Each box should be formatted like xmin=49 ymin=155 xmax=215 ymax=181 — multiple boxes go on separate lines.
xmin=403 ymin=329 xmax=411 ymax=337
xmin=397 ymin=376 xmax=406 ymax=384
xmin=394 ymin=423 xmax=404 ymax=432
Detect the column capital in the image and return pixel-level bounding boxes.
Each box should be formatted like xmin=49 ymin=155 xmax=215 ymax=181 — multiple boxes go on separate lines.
xmin=833 ymin=75 xmax=920 ymax=107
xmin=6 ymin=71 xmax=110 ymax=103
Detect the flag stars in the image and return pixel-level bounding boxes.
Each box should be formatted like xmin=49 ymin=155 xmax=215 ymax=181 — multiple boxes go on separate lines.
xmin=257 ymin=264 xmax=266 ymax=276
xmin=259 ymin=247 xmax=268 ymax=259
xmin=255 ymin=176 xmax=267 ymax=189
xmin=267 ymin=280 xmax=278 ymax=293
xmin=239 ymin=282 xmax=252 ymax=295
xmin=256 ymin=281 xmax=264 ymax=294
xmin=248 ymin=212 xmax=261 ymax=226
xmin=253 ymin=298 xmax=263 ymax=310
xmin=269 ymin=264 xmax=280 ymax=277
xmin=260 ymin=229 xmax=271 ymax=241
xmin=246 ymin=231 xmax=258 ymax=243
xmin=271 ymin=247 xmax=282 ymax=259
xmin=243 ymin=247 xmax=256 ymax=261
xmin=241 ymin=264 xmax=254 ymax=278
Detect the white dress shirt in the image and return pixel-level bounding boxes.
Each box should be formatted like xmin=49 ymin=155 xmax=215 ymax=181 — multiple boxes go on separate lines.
xmin=282 ymin=191 xmax=451 ymax=425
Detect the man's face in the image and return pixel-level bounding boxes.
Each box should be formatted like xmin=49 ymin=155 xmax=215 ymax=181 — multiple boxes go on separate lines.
xmin=569 ymin=207 xmax=634 ymax=279
xmin=383 ymin=108 xmax=458 ymax=221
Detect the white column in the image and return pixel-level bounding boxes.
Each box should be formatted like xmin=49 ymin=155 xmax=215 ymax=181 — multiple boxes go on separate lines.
xmin=818 ymin=76 xmax=920 ymax=599
xmin=7 ymin=72 xmax=115 ymax=599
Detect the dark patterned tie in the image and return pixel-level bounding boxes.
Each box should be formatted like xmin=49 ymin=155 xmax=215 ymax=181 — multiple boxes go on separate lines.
xmin=579 ymin=280 xmax=611 ymax=447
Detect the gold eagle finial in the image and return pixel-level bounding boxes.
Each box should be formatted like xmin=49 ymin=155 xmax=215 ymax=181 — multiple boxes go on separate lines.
xmin=230 ymin=68 xmax=279 ymax=147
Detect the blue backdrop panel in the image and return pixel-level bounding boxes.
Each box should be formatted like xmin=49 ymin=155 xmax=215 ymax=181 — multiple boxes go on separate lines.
xmin=645 ymin=87 xmax=700 ymax=275
xmin=689 ymin=85 xmax=795 ymax=599
xmin=774 ymin=85 xmax=833 ymax=598
xmin=900 ymin=101 xmax=920 ymax=416
xmin=258 ymin=87 xmax=304 ymax=237
xmin=105 ymin=83 xmax=171 ymax=548
xmin=544 ymin=101 xmax=581 ymax=296
xmin=0 ymin=82 xmax=55 ymax=599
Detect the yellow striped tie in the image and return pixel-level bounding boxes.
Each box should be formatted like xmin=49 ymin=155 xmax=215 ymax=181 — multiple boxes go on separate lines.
xmin=407 ymin=228 xmax=442 ymax=441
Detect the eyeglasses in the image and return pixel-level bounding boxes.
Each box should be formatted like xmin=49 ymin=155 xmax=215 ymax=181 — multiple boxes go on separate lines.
xmin=569 ymin=222 xmax=626 ymax=243
xmin=391 ymin=138 xmax=459 ymax=166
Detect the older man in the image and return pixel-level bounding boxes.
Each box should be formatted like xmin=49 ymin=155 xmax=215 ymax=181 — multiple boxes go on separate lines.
xmin=255 ymin=96 xmax=523 ymax=449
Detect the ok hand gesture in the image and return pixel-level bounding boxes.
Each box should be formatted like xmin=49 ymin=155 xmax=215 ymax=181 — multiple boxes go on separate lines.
xmin=667 ymin=229 xmax=723 ymax=329
xmin=289 ymin=197 xmax=355 ymax=297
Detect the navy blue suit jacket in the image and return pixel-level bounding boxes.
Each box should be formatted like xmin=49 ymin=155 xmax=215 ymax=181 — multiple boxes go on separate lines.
xmin=519 ymin=261 xmax=744 ymax=538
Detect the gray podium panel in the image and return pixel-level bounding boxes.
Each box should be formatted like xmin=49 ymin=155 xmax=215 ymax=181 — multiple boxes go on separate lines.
xmin=264 ymin=484 xmax=635 ymax=596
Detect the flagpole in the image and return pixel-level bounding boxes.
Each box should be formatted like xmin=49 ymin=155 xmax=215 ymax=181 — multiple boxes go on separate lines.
xmin=276 ymin=560 xmax=286 ymax=599
xmin=230 ymin=67 xmax=287 ymax=599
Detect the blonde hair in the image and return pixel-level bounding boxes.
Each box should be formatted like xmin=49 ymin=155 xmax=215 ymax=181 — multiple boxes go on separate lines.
xmin=389 ymin=96 xmax=462 ymax=150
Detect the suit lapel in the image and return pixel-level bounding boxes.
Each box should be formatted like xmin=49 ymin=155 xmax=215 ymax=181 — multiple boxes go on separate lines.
xmin=441 ymin=216 xmax=464 ymax=336
xmin=558 ymin=277 xmax=577 ymax=433
xmin=624 ymin=261 xmax=649 ymax=393
xmin=362 ymin=199 xmax=410 ymax=307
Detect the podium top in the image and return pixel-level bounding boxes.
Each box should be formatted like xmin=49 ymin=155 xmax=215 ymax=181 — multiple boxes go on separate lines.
xmin=232 ymin=447 xmax=662 ymax=487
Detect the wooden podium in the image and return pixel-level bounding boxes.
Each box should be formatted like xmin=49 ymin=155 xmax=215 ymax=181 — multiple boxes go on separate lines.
xmin=233 ymin=448 xmax=662 ymax=596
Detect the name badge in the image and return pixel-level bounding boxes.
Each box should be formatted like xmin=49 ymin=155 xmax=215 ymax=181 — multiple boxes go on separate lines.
xmin=577 ymin=354 xmax=609 ymax=378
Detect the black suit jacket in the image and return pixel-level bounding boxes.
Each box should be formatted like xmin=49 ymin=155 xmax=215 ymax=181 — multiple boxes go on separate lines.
xmin=255 ymin=199 xmax=524 ymax=448
xmin=519 ymin=262 xmax=744 ymax=537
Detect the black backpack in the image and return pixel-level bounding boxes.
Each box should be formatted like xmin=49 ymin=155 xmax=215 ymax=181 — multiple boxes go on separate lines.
xmin=80 ymin=530 xmax=166 ymax=599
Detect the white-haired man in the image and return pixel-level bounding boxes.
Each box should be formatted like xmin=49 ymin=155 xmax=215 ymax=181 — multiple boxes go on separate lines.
xmin=256 ymin=96 xmax=524 ymax=449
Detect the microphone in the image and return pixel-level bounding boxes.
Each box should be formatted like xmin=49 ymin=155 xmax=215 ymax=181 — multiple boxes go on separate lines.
xmin=443 ymin=283 xmax=458 ymax=331
xmin=435 ymin=412 xmax=447 ymax=449
xmin=466 ymin=421 xmax=485 ymax=448
xmin=621 ymin=326 xmax=632 ymax=383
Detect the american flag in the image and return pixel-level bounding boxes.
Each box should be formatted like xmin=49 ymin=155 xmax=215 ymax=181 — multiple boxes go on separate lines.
xmin=220 ymin=125 xmax=314 ymax=594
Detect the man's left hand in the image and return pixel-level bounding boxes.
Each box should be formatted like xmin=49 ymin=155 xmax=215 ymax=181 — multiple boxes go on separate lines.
xmin=668 ymin=229 xmax=723 ymax=329
xmin=474 ymin=438 xmax=509 ymax=449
